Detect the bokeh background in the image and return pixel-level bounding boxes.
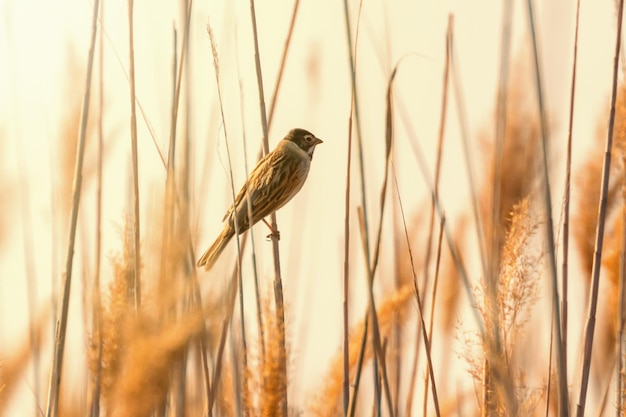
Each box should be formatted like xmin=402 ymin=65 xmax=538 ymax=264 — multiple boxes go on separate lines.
xmin=0 ymin=0 xmax=623 ymax=416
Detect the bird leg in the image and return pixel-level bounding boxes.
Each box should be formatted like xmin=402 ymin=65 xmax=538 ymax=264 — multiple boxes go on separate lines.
xmin=262 ymin=218 xmax=281 ymax=241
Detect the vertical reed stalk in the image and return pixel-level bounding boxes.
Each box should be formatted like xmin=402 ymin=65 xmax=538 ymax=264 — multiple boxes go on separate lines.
xmin=526 ymin=0 xmax=568 ymax=413
xmin=561 ymin=0 xmax=582 ymax=400
xmin=342 ymin=106 xmax=354 ymax=417
xmin=89 ymin=1 xmax=105 ymax=414
xmin=618 ymin=158 xmax=626 ymax=414
xmin=127 ymin=0 xmax=141 ymax=309
xmin=393 ymin=166 xmax=441 ymax=417
xmin=45 ymin=1 xmax=100 ymax=416
xmin=576 ymin=0 xmax=625 ymax=414
xmin=248 ymin=1 xmax=288 ymax=415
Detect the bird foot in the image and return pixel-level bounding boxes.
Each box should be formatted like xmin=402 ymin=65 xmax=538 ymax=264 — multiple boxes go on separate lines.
xmin=262 ymin=219 xmax=281 ymax=241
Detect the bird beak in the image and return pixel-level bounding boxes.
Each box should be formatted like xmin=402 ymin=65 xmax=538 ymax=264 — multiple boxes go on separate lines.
xmin=314 ymin=137 xmax=323 ymax=145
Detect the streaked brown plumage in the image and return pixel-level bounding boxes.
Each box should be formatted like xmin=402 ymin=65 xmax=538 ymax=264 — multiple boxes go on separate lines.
xmin=197 ymin=128 xmax=323 ymax=270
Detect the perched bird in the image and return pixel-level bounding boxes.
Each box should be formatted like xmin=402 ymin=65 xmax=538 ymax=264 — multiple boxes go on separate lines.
xmin=197 ymin=128 xmax=323 ymax=270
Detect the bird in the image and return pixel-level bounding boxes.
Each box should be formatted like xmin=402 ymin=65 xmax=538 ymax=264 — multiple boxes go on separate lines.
xmin=197 ymin=128 xmax=323 ymax=270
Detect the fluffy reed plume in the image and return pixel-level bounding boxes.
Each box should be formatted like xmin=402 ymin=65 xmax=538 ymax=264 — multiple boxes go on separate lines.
xmin=463 ymin=197 xmax=543 ymax=416
xmin=479 ymin=63 xmax=541 ymax=254
xmin=261 ymin=312 xmax=288 ymax=417
xmin=88 ymin=216 xmax=205 ymax=417
xmin=496 ymin=197 xmax=542 ymax=353
xmin=307 ymin=283 xmax=415 ymax=417
xmin=106 ymin=310 xmax=204 ymax=417
xmin=241 ymin=292 xmax=289 ymax=417
xmin=214 ymin=357 xmax=236 ymax=417
xmin=473 ymin=56 xmax=543 ymax=416
xmin=88 ymin=219 xmax=134 ymax=400
xmin=596 ymin=214 xmax=622 ymax=375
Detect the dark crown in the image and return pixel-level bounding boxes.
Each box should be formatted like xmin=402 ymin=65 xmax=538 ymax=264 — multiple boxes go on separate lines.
xmin=286 ymin=128 xmax=322 ymax=152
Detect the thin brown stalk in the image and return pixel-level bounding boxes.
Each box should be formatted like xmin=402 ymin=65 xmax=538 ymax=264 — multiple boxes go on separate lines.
xmin=342 ymin=0 xmax=369 ymax=271
xmin=421 ymin=215 xmax=446 ymax=417
xmin=242 ymin=0 xmax=303 ymax=372
xmin=407 ymin=18 xmax=451 ymax=417
xmin=90 ymin=1 xmax=105 ymax=414
xmin=484 ymin=6 xmax=514 ymax=408
xmin=44 ymin=1 xmax=99 ymax=416
xmin=346 ymin=51 xmax=399 ymax=416
xmin=169 ymin=0 xmax=196 ymax=407
xmin=96 ymin=24 xmax=166 ymax=166
xmin=354 ymin=210 xmax=388 ymax=416
xmin=357 ymin=64 xmax=398 ymax=417
xmin=343 ymin=2 xmax=393 ymax=416
xmin=234 ymin=165 xmax=249 ymax=417
xmin=393 ymin=165 xmax=441 ymax=417
xmin=237 ymin=75 xmax=265 ymax=365
xmin=208 ymin=262 xmax=243 ymax=415
xmin=394 ymin=77 xmax=481 ymax=334
xmin=343 ymin=106 xmax=354 ymax=416
xmin=526 ymin=0 xmax=568 ymax=414
xmin=343 ymin=8 xmax=363 ymax=409
xmin=169 ymin=0 xmax=192 ymax=151
xmin=127 ymin=0 xmax=141 ymax=309
xmin=248 ymin=2 xmax=288 ymax=415
xmin=619 ymin=154 xmax=626 ymax=415
xmin=545 ymin=312 xmax=554 ymax=417
xmin=163 ymin=25 xmax=184 ymax=417
xmin=489 ymin=0 xmax=514 ymax=283
xmin=561 ymin=0 xmax=582 ymax=400
xmin=206 ymin=23 xmax=249 ymax=417
xmin=234 ymin=68 xmax=254 ymax=417
xmin=576 ymin=0 xmax=625 ymax=414
xmin=589 ymin=349 xmax=617 ymax=417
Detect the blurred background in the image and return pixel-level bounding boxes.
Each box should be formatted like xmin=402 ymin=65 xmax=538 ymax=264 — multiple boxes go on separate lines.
xmin=0 ymin=0 xmax=622 ymax=416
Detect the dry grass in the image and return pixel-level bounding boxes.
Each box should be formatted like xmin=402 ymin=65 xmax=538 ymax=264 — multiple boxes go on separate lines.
xmin=244 ymin=293 xmax=289 ymax=417
xmin=87 ymin=215 xmax=206 ymax=417
xmin=463 ymin=197 xmax=544 ymax=417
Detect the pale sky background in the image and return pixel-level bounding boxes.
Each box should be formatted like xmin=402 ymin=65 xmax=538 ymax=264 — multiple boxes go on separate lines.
xmin=0 ymin=0 xmax=620 ymax=414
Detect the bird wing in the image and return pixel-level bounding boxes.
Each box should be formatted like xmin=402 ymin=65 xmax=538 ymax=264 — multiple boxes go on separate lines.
xmin=226 ymin=143 xmax=309 ymax=232
xmin=221 ymin=147 xmax=276 ymax=223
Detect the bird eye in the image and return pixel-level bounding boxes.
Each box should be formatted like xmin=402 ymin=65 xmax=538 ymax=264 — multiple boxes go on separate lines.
xmin=305 ymin=135 xmax=313 ymax=143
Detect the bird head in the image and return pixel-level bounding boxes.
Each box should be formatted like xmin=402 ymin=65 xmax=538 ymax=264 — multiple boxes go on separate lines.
xmin=287 ymin=128 xmax=323 ymax=160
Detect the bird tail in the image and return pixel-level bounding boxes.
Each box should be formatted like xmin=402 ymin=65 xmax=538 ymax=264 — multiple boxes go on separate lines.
xmin=197 ymin=227 xmax=234 ymax=270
